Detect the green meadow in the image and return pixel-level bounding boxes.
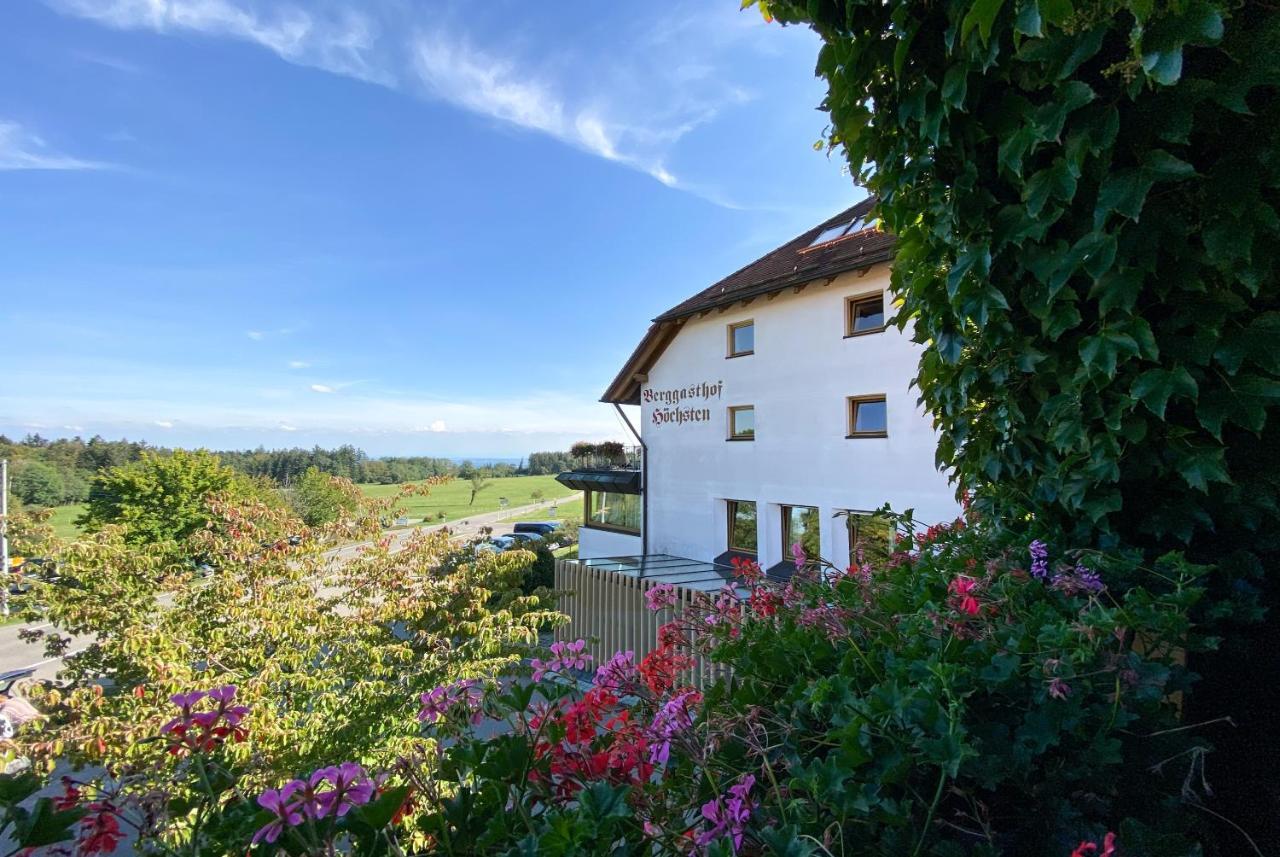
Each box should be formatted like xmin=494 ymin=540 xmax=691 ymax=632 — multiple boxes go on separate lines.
xmin=358 ymin=475 xmax=578 ymax=525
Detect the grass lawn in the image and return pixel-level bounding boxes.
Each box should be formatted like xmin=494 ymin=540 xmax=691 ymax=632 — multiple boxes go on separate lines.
xmin=47 ymin=504 xmax=86 ymax=540
xmin=359 ymin=475 xmax=578 ymax=525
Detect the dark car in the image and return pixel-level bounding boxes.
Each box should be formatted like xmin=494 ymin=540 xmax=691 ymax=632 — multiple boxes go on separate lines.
xmin=504 ymin=532 xmax=545 ymax=545
xmin=513 ymin=522 xmax=559 ymax=537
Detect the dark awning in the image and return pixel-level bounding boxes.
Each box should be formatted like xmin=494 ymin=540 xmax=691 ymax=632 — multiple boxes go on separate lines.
xmin=556 ymin=469 xmax=642 ymax=494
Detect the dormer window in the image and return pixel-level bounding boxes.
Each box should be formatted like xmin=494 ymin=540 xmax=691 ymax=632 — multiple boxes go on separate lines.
xmin=727 ymin=320 xmax=754 ymax=358
xmin=803 ymin=214 xmax=879 ymax=250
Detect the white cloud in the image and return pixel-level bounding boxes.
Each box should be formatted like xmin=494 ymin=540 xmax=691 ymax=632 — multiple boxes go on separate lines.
xmin=0 ymin=120 xmax=104 ymax=171
xmin=245 ymin=330 xmax=265 ymax=340
xmin=154 ymin=419 xmax=174 ymax=428
xmin=278 ymin=422 xmax=297 ymax=431
xmin=420 ymin=420 xmax=447 ymax=433
xmin=46 ymin=2 xmax=800 ymax=205
xmin=287 ymin=360 xmax=309 ymax=369
xmin=409 ymin=33 xmax=682 ymax=188
xmin=47 ymin=0 xmax=390 ymax=84
xmin=309 ymin=384 xmax=335 ymax=394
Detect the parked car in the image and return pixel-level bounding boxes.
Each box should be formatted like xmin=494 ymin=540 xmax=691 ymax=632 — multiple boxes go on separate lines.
xmin=474 ymin=535 xmax=518 ymax=554
xmin=504 ymin=532 xmax=545 ymax=545
xmin=513 ymin=522 xmax=559 ymax=537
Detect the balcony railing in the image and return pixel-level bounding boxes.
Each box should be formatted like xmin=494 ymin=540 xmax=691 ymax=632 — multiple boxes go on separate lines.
xmin=568 ymin=445 xmax=642 ymax=472
xmin=553 ymin=555 xmax=735 ymax=690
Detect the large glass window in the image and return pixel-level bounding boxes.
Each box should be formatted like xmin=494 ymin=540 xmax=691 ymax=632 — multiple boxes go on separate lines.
xmin=728 ymin=405 xmax=755 ymax=440
xmin=727 ymin=500 xmax=757 ymax=553
xmin=586 ymin=490 xmax=641 ymax=533
xmin=848 ymin=396 xmax=888 ymax=437
xmin=727 ymin=320 xmax=754 ymax=357
xmin=782 ymin=505 xmax=821 ymax=561
xmin=847 ymin=512 xmax=895 ymax=567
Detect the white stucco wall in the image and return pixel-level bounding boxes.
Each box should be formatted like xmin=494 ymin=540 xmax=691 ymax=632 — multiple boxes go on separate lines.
xmin=578 ymin=527 xmax=643 ymax=560
xmin=640 ymin=263 xmax=959 ymax=568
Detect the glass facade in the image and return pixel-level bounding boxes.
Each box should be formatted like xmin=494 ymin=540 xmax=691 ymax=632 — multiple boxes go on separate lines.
xmin=586 ymin=490 xmax=641 ymax=533
xmin=782 ymin=505 xmax=821 ymax=560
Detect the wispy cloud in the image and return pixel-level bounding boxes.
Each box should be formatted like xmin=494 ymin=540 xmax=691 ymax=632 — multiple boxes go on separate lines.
xmin=45 ymin=1 xmax=779 ymax=204
xmin=287 ymin=360 xmax=310 ymax=369
xmin=409 ymin=33 xmax=679 ymax=188
xmin=309 ymin=384 xmax=334 ymax=394
xmin=0 ymin=120 xmax=105 ymax=171
xmin=154 ymin=419 xmax=174 ymax=428
xmin=47 ymin=0 xmax=390 ymax=84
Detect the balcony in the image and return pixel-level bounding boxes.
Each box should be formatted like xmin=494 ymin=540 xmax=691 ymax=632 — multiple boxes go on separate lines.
xmin=555 ymin=443 xmax=642 ymax=494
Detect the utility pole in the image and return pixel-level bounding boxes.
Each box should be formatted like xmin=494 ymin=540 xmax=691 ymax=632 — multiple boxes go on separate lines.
xmin=1 ymin=459 xmax=8 ymax=617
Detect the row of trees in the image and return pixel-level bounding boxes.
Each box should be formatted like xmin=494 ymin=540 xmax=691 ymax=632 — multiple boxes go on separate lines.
xmin=2 ymin=434 xmax=586 ymax=507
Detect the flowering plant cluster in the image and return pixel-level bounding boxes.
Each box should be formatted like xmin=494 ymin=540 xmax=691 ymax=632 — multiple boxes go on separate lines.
xmin=4 ymin=509 xmax=1218 ymax=855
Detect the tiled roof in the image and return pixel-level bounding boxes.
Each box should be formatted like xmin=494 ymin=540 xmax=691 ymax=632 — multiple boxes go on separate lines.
xmin=653 ymin=196 xmax=893 ymax=322
xmin=601 ymin=197 xmax=895 ymax=404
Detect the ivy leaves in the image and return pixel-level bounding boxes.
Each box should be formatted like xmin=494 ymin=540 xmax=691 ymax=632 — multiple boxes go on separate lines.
xmin=763 ymin=0 xmax=1279 ymax=559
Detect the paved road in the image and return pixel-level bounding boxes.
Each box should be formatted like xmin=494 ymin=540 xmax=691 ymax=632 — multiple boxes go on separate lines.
xmin=0 ymin=494 xmax=580 ymax=681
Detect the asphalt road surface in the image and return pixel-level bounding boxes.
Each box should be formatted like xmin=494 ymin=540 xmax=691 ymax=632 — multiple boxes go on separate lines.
xmin=0 ymin=493 xmax=580 ymax=682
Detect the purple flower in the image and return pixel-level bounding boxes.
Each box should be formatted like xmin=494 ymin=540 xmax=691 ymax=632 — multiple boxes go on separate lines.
xmin=644 ymin=583 xmax=678 ymax=612
xmin=1048 ymin=678 xmax=1072 ymax=700
xmin=253 ymin=781 xmax=305 ymax=844
xmin=594 ymin=650 xmax=637 ymax=690
xmin=1029 ymin=539 xmax=1049 ymax=580
xmin=531 ymin=639 xmax=593 ymax=681
xmin=648 ymin=690 xmax=699 ymax=767
xmin=791 ymin=541 xmax=807 ymax=570
xmin=1075 ymin=563 xmax=1104 ymax=593
xmin=169 ymin=690 xmax=207 ymax=710
xmin=417 ymin=678 xmax=485 ymax=726
xmin=697 ymin=774 xmax=756 ymax=852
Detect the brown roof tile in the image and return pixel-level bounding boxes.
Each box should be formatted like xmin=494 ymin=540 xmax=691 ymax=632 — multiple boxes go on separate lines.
xmin=653 ymin=197 xmax=893 ymax=322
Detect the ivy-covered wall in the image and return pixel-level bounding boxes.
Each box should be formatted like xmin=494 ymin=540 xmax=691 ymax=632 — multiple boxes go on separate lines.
xmin=755 ymin=0 xmax=1279 ymax=846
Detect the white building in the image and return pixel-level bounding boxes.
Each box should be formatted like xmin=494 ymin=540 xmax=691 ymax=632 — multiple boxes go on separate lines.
xmin=560 ymin=199 xmax=959 ymax=575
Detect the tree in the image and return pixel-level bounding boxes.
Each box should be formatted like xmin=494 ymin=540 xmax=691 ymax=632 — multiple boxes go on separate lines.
xmin=468 ymin=472 xmax=491 ymax=507
xmin=22 ymin=488 xmax=557 ymax=809
xmin=288 ymin=467 xmax=360 ymax=527
xmin=757 ymin=0 xmax=1278 ymax=845
xmin=10 ymin=460 xmax=66 ymax=507
xmin=77 ymin=449 xmax=266 ymax=547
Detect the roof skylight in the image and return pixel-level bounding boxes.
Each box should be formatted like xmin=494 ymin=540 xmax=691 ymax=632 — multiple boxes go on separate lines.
xmin=805 ymin=214 xmax=877 ymax=249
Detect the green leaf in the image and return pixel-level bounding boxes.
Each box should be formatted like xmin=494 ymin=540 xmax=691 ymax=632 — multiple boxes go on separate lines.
xmin=1142 ymin=48 xmax=1183 ymax=86
xmin=350 ymin=785 xmax=412 ymax=831
xmin=1131 ymin=367 xmax=1199 ymax=419
xmin=1038 ymin=0 xmax=1073 ymax=25
xmin=1178 ymin=445 xmax=1230 ymax=492
xmin=1142 ymin=149 xmax=1196 ymax=179
xmin=1095 ymin=168 xmax=1155 ymax=223
xmin=1014 ymin=1 xmax=1042 ymax=37
xmin=942 ymin=66 xmax=968 ymax=109
xmin=0 ymin=773 xmax=42 ymax=804
xmin=961 ymin=0 xmax=1007 ymax=44
xmin=13 ymin=798 xmax=85 ymax=848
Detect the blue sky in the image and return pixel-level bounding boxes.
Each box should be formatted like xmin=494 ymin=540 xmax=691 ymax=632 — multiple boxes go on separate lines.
xmin=1 ymin=0 xmax=861 ymax=458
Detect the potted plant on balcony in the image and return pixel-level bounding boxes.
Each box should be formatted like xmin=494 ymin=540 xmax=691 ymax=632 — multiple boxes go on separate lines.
xmin=569 ymin=441 xmax=597 ymax=460
xmin=597 ymin=441 xmax=627 ymax=467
